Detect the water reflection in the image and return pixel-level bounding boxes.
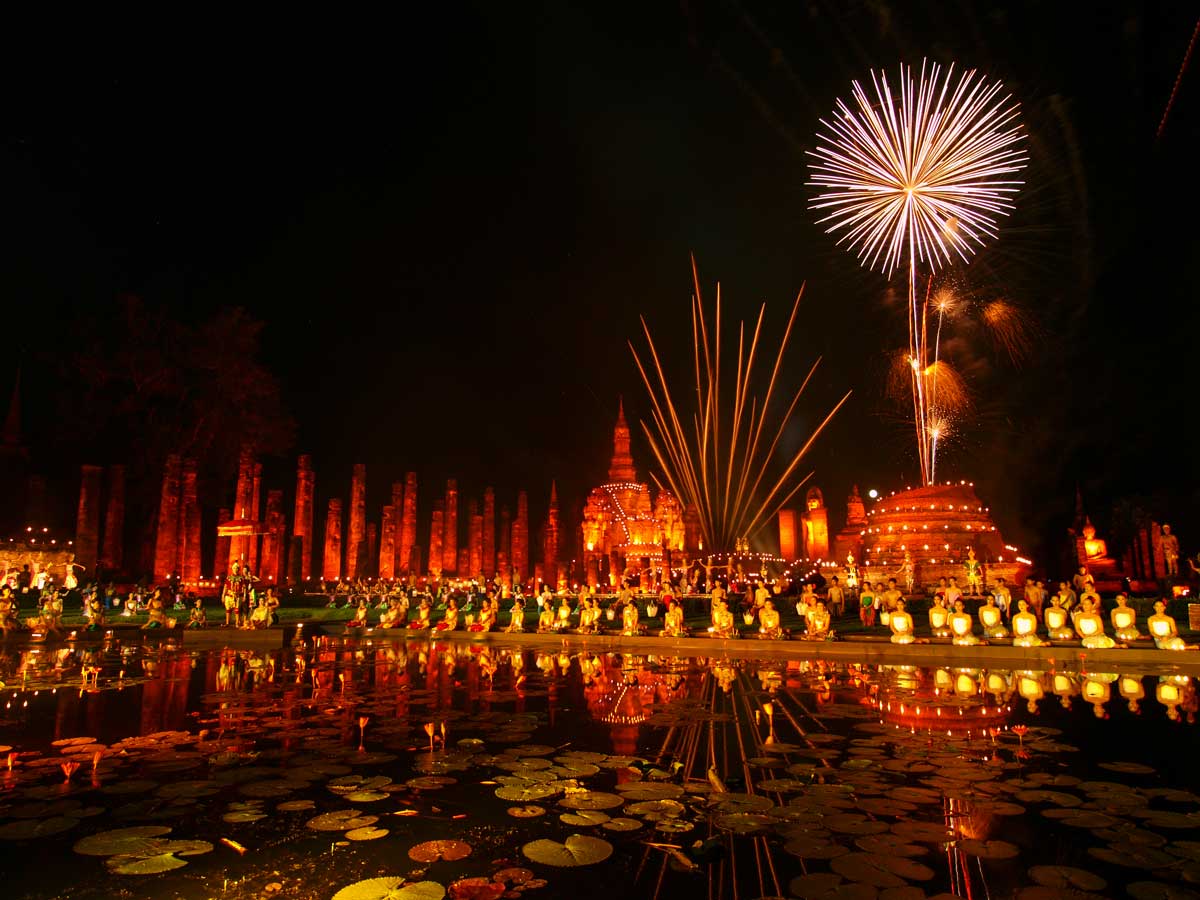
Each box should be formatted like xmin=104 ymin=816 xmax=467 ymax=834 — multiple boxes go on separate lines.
xmin=0 ymin=639 xmax=1196 ymax=900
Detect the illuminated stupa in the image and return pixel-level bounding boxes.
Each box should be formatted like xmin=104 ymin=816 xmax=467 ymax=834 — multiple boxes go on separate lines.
xmin=580 ymin=400 xmax=700 ymax=587
xmin=857 ymin=482 xmax=1029 ymax=592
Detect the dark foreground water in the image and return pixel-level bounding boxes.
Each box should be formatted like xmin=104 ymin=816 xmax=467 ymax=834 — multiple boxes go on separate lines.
xmin=0 ymin=637 xmax=1198 ymax=900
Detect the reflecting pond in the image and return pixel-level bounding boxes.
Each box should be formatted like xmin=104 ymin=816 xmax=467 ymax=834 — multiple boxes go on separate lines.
xmin=0 ymin=638 xmax=1198 ymax=899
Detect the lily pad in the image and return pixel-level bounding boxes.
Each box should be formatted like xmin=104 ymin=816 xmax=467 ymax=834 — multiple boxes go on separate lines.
xmin=507 ymin=805 xmax=546 ymax=818
xmin=307 ymin=811 xmax=379 ymax=832
xmin=105 ymin=853 xmax=188 ymax=875
xmin=1098 ymin=761 xmax=1155 ymax=775
xmin=559 ymin=792 xmax=625 ymax=811
xmin=346 ymin=826 xmax=391 ymax=841
xmin=521 ymin=834 xmax=613 ymax=867
xmin=1028 ymin=866 xmax=1107 ymax=891
xmin=960 ymin=839 xmax=1019 ymax=859
xmin=409 ymin=840 xmax=472 ymax=863
xmin=601 ymin=817 xmax=643 ymax=832
xmin=495 ymin=784 xmax=558 ymax=803
xmin=74 ymin=826 xmax=173 ymax=856
xmin=832 ymin=852 xmax=934 ymax=888
xmin=559 ymin=810 xmax=610 ymax=827
xmin=0 ymin=817 xmax=81 ymax=840
xmin=332 ymin=878 xmax=446 ymax=900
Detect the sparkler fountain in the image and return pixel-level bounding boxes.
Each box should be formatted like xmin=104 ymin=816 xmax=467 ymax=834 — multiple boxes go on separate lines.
xmin=808 ymin=60 xmax=1027 ymax=485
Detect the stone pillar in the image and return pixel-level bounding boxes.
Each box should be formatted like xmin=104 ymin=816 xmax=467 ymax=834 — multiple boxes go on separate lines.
xmin=261 ymin=490 xmax=285 ymax=584
xmin=778 ymin=509 xmax=797 ymax=560
xmin=151 ymin=456 xmax=180 ymax=580
xmin=379 ymin=505 xmax=396 ymax=580
xmin=346 ymin=464 xmax=366 ymax=580
xmin=429 ymin=502 xmax=444 ymax=577
xmin=499 ymin=505 xmax=512 ymax=588
xmin=100 ymin=464 xmax=125 ymax=573
xmin=216 ymin=508 xmax=231 ymax=575
xmin=323 ymin=499 xmax=343 ymax=581
xmin=390 ymin=481 xmax=404 ymax=573
xmin=513 ymin=491 xmax=529 ymax=584
xmin=365 ymin=523 xmax=377 ymax=579
xmin=229 ymin=447 xmax=254 ymax=570
xmin=543 ymin=481 xmax=560 ymax=591
xmin=399 ymin=471 xmax=418 ymax=575
xmin=482 ymin=487 xmax=496 ymax=580
xmin=442 ymin=479 xmax=458 ymax=575
xmin=292 ymin=455 xmax=315 ymax=581
xmin=180 ymin=459 xmax=201 ymax=581
xmin=470 ymin=501 xmax=484 ymax=578
xmin=249 ymin=462 xmax=263 ymax=573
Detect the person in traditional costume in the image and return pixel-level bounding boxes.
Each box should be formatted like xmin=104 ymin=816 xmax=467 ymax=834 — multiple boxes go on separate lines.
xmin=187 ymin=596 xmax=207 ymax=629
xmin=659 ymin=598 xmax=688 ymax=637
xmin=1011 ymin=601 xmax=1046 ymax=647
xmin=888 ymin=599 xmax=916 ymax=644
xmin=1147 ymin=601 xmax=1196 ymax=650
xmin=1073 ymin=598 xmax=1119 ymax=648
xmin=1110 ymin=593 xmax=1142 ymax=642
xmin=978 ymin=595 xmax=1009 ymax=639
xmin=434 ymin=598 xmax=458 ymax=632
xmin=708 ymin=598 xmax=738 ymax=639
xmin=408 ymin=597 xmax=433 ymax=630
xmin=758 ymin=599 xmax=784 ymax=640
xmin=928 ymin=594 xmax=952 ymax=638
xmin=949 ymin=599 xmax=980 ymax=646
xmin=506 ymin=597 xmax=526 ymax=633
xmin=621 ymin=599 xmax=641 ymax=636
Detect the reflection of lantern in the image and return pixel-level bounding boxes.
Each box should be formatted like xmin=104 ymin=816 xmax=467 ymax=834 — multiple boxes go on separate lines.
xmin=929 ymin=607 xmax=949 ymax=629
xmin=1014 ymin=615 xmax=1035 ymax=635
xmin=980 ymin=606 xmax=1000 ymax=627
xmin=951 ymin=614 xmax=971 ymax=636
xmin=1113 ymin=609 xmax=1135 ymax=630
xmin=1151 ymin=618 xmax=1172 ymax=638
xmin=1077 ymin=616 xmax=1099 ymax=636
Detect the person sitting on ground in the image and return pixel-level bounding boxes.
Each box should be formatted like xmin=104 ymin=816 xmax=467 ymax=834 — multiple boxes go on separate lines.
xmin=1044 ymin=593 xmax=1075 ymax=641
xmin=978 ymin=595 xmax=1010 ymax=639
xmin=85 ymin=590 xmax=107 ymax=631
xmin=621 ymin=599 xmax=641 ymax=636
xmin=142 ymin=589 xmax=170 ymax=630
xmin=928 ymin=594 xmax=952 ymax=638
xmin=758 ymin=599 xmax=784 ymax=640
xmin=1073 ymin=597 xmax=1121 ymax=649
xmin=434 ymin=597 xmax=458 ymax=632
xmin=1110 ymin=592 xmax=1141 ymax=642
xmin=553 ymin=595 xmax=573 ymax=632
xmin=1011 ymin=600 xmax=1047 ymax=647
xmin=124 ymin=592 xmax=140 ymax=618
xmin=536 ymin=600 xmax=556 ymax=633
xmin=468 ymin=598 xmax=497 ymax=632
xmin=708 ymin=597 xmax=738 ymax=639
xmin=1147 ymin=600 xmax=1197 ymax=650
xmin=888 ymin=598 xmax=917 ymax=644
xmin=0 ymin=587 xmax=23 ymax=634
xmin=949 ymin=599 xmax=981 ymax=646
xmin=249 ymin=596 xmax=272 ymax=628
xmin=660 ymin=598 xmax=689 ymax=638
xmin=506 ymin=596 xmax=526 ymax=633
xmin=187 ymin=596 xmax=207 ymax=629
xmin=407 ymin=597 xmax=433 ymax=630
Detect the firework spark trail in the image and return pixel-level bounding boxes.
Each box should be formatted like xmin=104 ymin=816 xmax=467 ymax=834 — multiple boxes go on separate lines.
xmin=809 ymin=60 xmax=1026 ymax=484
xmin=631 ymin=266 xmax=850 ymax=552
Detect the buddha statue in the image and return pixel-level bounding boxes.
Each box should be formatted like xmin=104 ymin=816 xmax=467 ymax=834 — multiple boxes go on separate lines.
xmin=1082 ymin=518 xmax=1108 ymax=560
xmin=1110 ymin=593 xmax=1141 ymax=642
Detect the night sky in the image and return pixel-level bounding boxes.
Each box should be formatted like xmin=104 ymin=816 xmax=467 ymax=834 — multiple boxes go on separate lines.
xmin=3 ymin=3 xmax=1197 ymax=565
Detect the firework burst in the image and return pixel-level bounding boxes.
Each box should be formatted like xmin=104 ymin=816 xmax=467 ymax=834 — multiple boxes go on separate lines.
xmin=809 ymin=60 xmax=1027 ymax=484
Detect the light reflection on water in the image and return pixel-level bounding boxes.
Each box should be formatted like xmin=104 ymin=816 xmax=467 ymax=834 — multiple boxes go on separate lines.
xmin=0 ymin=639 xmax=1197 ymax=899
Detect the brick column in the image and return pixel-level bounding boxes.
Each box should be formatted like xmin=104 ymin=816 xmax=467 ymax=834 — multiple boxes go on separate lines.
xmin=323 ymin=499 xmax=343 ymax=581
xmin=151 ymin=456 xmax=180 ymax=580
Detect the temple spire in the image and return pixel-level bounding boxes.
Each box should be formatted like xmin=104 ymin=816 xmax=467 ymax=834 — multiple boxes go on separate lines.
xmin=607 ymin=398 xmax=638 ymax=483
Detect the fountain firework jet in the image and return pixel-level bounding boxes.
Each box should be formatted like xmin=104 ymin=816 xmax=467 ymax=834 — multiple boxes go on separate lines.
xmin=809 ymin=60 xmax=1027 ymax=484
xmin=630 ymin=260 xmax=850 ymax=554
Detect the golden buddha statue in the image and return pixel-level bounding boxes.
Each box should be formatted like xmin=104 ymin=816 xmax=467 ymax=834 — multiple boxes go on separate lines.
xmin=1011 ymin=601 xmax=1046 ymax=647
xmin=978 ymin=596 xmax=1009 ymax=639
xmin=888 ymin=599 xmax=916 ymax=644
xmin=1073 ymin=598 xmax=1118 ymax=648
xmin=1147 ymin=601 xmax=1195 ymax=650
xmin=948 ymin=600 xmax=980 ymax=646
xmin=1110 ymin=593 xmax=1141 ymax=641
xmin=928 ymin=595 xmax=951 ymax=638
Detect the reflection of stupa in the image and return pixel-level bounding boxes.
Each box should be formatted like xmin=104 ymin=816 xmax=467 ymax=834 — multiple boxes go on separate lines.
xmin=855 ymin=482 xmax=1029 ymax=591
xmin=582 ymin=657 xmax=685 ymax=755
xmin=580 ymin=400 xmax=700 ymax=587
